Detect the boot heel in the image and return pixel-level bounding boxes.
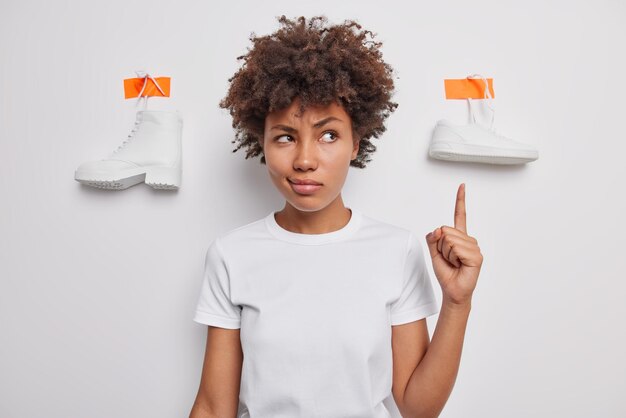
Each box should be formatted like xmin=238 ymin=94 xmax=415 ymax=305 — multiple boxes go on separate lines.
xmin=145 ymin=166 xmax=181 ymax=190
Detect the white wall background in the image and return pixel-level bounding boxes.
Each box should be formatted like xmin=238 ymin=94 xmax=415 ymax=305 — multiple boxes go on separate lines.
xmin=1 ymin=0 xmax=625 ymax=417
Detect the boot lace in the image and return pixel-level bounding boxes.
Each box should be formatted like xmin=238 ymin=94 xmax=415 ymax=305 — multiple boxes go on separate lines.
xmin=134 ymin=70 xmax=166 ymax=110
xmin=111 ymin=116 xmax=142 ymax=156
xmin=111 ymin=70 xmax=167 ymax=156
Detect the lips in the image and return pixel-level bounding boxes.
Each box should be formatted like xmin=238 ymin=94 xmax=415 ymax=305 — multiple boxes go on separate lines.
xmin=288 ymin=178 xmax=322 ymax=185
xmin=288 ymin=178 xmax=323 ymax=195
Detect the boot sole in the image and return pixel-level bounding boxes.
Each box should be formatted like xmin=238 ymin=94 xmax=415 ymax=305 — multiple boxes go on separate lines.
xmin=75 ymin=166 xmax=181 ymax=190
xmin=429 ymin=142 xmax=538 ymax=165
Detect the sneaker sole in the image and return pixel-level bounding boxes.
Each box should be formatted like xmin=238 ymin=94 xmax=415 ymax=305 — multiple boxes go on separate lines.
xmin=75 ymin=166 xmax=181 ymax=190
xmin=429 ymin=142 xmax=538 ymax=165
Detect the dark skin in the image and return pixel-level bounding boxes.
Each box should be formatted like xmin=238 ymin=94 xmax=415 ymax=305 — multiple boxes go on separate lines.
xmin=260 ymin=96 xmax=359 ymax=234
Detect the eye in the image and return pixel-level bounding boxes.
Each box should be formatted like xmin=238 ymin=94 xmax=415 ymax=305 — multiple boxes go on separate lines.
xmin=274 ymin=132 xmax=338 ymax=143
xmin=322 ymin=131 xmax=338 ymax=142
xmin=274 ymin=135 xmax=293 ymax=143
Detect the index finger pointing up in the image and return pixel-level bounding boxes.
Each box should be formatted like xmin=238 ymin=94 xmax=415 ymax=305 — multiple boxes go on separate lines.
xmin=454 ymin=183 xmax=467 ymax=233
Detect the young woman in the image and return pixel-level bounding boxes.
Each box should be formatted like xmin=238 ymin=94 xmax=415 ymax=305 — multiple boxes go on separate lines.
xmin=190 ymin=15 xmax=483 ymax=418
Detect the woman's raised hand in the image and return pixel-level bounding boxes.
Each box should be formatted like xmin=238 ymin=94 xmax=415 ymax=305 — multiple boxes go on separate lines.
xmin=425 ymin=183 xmax=483 ymax=306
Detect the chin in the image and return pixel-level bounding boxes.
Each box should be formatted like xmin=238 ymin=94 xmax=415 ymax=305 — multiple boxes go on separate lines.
xmin=283 ymin=198 xmax=326 ymax=212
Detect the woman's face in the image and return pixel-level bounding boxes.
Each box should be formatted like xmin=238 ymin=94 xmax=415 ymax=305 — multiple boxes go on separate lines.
xmin=261 ymin=97 xmax=359 ymax=213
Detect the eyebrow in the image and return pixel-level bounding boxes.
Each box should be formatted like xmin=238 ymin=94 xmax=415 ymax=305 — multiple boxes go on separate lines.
xmin=270 ymin=116 xmax=343 ymax=133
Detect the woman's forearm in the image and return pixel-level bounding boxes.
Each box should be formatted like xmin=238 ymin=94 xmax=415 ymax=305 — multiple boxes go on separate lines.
xmin=403 ymin=299 xmax=472 ymax=418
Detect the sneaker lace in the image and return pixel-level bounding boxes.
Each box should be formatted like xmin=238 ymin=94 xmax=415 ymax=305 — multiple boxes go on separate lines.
xmin=466 ymin=73 xmax=497 ymax=131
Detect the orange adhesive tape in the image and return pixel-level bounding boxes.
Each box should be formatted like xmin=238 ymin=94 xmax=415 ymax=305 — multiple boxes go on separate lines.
xmin=124 ymin=76 xmax=171 ymax=99
xmin=444 ymin=78 xmax=494 ymax=99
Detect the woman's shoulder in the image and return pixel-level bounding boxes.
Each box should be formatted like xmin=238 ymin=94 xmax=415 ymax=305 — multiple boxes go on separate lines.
xmin=211 ymin=212 xmax=271 ymax=247
xmin=216 ymin=212 xmax=266 ymax=241
xmin=358 ymin=210 xmax=414 ymax=240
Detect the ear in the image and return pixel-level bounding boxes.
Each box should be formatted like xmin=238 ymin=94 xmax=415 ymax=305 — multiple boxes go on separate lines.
xmin=351 ymin=136 xmax=360 ymax=161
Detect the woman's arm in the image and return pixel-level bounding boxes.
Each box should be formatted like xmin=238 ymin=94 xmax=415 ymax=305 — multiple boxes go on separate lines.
xmin=189 ymin=326 xmax=243 ymax=418
xmin=399 ymin=183 xmax=481 ymax=417
xmin=400 ymin=299 xmax=471 ymax=418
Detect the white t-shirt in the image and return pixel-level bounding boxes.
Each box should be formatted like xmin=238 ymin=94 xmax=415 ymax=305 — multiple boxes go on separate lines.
xmin=193 ymin=207 xmax=440 ymax=418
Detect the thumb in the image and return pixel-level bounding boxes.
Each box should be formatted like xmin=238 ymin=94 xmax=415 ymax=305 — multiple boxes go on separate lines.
xmin=425 ymin=228 xmax=440 ymax=259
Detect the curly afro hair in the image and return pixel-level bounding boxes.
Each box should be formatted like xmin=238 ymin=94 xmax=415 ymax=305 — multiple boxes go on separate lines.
xmin=219 ymin=15 xmax=399 ymax=169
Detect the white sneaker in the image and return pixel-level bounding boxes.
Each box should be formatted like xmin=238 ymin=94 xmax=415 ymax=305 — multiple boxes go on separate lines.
xmin=75 ymin=110 xmax=183 ymax=189
xmin=429 ymin=74 xmax=539 ymax=165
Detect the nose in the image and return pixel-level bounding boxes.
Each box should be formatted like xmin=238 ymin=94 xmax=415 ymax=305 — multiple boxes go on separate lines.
xmin=293 ymin=135 xmax=318 ymax=171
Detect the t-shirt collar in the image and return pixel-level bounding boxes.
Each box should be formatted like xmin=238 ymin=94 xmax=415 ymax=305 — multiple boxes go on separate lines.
xmin=265 ymin=207 xmax=362 ymax=245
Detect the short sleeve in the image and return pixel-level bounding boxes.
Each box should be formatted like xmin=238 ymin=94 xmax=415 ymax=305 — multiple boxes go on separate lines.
xmin=390 ymin=232 xmax=440 ymax=325
xmin=193 ymin=237 xmax=242 ymax=329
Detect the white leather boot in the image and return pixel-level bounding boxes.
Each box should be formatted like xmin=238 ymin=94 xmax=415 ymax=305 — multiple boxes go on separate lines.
xmin=75 ymin=110 xmax=183 ymax=190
